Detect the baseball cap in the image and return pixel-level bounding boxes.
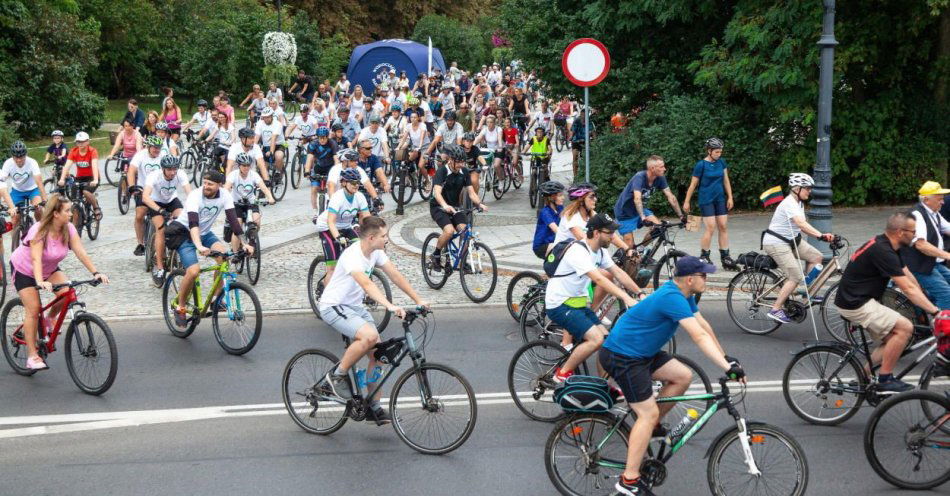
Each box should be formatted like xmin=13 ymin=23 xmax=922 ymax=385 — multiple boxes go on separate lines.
xmin=674 ymin=256 xmax=717 ymax=277
xmin=919 ymin=181 xmax=950 ymax=196
xmin=587 ymin=213 xmax=619 ymax=232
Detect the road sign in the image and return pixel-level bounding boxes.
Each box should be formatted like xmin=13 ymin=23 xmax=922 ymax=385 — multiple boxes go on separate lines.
xmin=561 ymin=38 xmax=610 ymax=87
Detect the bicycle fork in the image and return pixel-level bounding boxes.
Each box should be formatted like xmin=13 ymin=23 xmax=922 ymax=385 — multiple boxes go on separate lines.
xmin=735 ymin=419 xmax=763 ymax=476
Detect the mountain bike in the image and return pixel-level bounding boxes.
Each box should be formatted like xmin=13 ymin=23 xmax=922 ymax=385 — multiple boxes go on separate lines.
xmin=232 ymin=198 xmax=264 ymax=286
xmin=144 ymin=210 xmax=180 ymax=287
xmin=116 ymin=158 xmax=132 ymax=215
xmin=161 ymin=250 xmax=262 ymax=355
xmin=527 ymin=152 xmax=550 ymax=211
xmin=62 ymin=177 xmax=100 ymax=240
xmin=863 ymin=389 xmax=950 ymax=490
xmin=0 ymin=279 xmax=117 ymax=395
xmin=625 ymin=220 xmax=696 ymax=291
xmin=281 ymin=307 xmax=477 ymax=454
xmin=545 ymin=377 xmax=809 ymax=496
xmin=264 ymin=149 xmax=288 ymax=202
xmin=9 ymin=200 xmax=38 ymax=250
xmin=288 ymin=136 xmax=310 ymax=190
xmin=420 ymin=207 xmax=498 ymax=303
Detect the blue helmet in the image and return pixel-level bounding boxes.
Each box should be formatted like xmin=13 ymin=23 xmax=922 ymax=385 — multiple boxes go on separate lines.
xmin=340 ymin=168 xmax=361 ymax=183
xmin=316 ymin=127 xmax=330 ymax=137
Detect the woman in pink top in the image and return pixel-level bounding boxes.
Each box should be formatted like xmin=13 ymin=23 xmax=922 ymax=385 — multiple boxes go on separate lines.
xmin=9 ymin=194 xmax=109 ymax=370
xmin=161 ymin=97 xmax=183 ymax=141
xmin=107 ymin=118 xmax=142 ymax=160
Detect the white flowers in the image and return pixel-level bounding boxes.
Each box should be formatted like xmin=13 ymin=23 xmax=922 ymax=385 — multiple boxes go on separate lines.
xmin=262 ymin=32 xmax=297 ymax=66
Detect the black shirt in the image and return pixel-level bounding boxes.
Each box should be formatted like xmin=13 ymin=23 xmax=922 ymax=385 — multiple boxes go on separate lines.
xmin=463 ymin=145 xmax=481 ymax=169
xmin=431 ymin=165 xmax=471 ymax=208
xmin=835 ymin=235 xmax=905 ymax=310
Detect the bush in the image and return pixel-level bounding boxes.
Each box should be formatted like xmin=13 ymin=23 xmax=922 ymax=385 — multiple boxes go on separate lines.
xmin=412 ymin=14 xmax=492 ymax=71
xmin=314 ymin=33 xmax=351 ymax=84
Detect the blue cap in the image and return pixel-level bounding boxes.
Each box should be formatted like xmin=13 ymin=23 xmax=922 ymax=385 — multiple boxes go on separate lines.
xmin=674 ymin=256 xmax=717 ymax=277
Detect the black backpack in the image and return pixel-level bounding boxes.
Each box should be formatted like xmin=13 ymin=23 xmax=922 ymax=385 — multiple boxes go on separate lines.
xmin=543 ymin=239 xmax=586 ymax=278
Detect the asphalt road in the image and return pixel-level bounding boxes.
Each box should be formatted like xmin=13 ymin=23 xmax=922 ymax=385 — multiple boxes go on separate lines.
xmin=0 ymin=305 xmax=941 ymax=495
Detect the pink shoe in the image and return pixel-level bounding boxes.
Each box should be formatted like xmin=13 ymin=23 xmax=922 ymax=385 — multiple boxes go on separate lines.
xmin=26 ymin=356 xmax=49 ymax=371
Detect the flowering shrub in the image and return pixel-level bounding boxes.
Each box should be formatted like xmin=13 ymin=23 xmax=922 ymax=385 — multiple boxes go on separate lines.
xmin=262 ymin=31 xmax=297 ymax=65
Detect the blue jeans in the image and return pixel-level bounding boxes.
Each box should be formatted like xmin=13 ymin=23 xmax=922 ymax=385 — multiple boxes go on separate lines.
xmin=912 ymin=263 xmax=950 ymax=310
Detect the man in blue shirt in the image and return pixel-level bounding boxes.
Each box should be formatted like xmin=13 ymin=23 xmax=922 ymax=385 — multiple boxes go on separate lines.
xmin=600 ymin=256 xmax=745 ymax=496
xmin=613 ymin=155 xmax=686 ymax=248
xmin=333 ymin=107 xmax=361 ymax=148
xmin=356 ymin=138 xmax=390 ymax=195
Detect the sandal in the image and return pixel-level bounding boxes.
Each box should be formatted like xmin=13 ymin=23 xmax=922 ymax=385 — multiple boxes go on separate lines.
xmin=93 ymin=208 xmax=103 ymax=221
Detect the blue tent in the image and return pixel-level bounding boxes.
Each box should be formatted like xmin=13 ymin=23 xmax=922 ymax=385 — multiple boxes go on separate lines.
xmin=346 ymin=39 xmax=447 ymax=94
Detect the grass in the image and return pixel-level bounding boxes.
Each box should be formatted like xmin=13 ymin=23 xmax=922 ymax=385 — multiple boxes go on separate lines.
xmin=24 ymin=129 xmax=115 ymax=167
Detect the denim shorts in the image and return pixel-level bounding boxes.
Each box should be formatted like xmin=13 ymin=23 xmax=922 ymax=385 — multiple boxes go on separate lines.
xmin=618 ymin=208 xmax=653 ymax=235
xmin=319 ymin=304 xmax=376 ymax=339
xmin=176 ymin=231 xmax=222 ymax=268
xmin=546 ymin=303 xmax=600 ymax=342
xmin=699 ymin=200 xmax=727 ymax=217
xmin=599 ymin=348 xmax=674 ymax=403
xmin=10 ymin=188 xmax=40 ymax=205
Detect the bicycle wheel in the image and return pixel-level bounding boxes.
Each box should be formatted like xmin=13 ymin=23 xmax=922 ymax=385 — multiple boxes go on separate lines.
xmin=246 ymin=232 xmax=262 ymax=285
xmin=417 ymin=171 xmax=434 ymax=201
xmin=819 ymin=282 xmax=848 ymax=342
xmin=70 ymin=203 xmax=84 ymax=239
xmin=364 ymin=268 xmax=393 ymax=332
xmin=390 ymin=362 xmax=477 ymax=455
xmin=0 ymin=254 xmax=6 ymax=309
xmin=0 ymin=298 xmax=35 ymax=376
xmin=528 ymin=167 xmax=539 ymax=209
xmin=390 ymin=167 xmax=417 ymax=206
xmin=661 ymin=354 xmax=715 ymax=420
xmin=506 ymin=270 xmax=545 ymax=322
xmin=161 ymin=269 xmax=200 ymax=337
xmin=478 ymin=168 xmax=491 ymax=202
xmin=86 ymin=204 xmax=100 ymax=240
xmin=519 ymin=294 xmax=552 ymax=344
xmin=290 ymin=152 xmax=302 ymax=189
xmin=782 ymin=344 xmax=866 ymax=425
xmin=864 ymin=390 xmax=950 ymax=490
xmin=545 ymin=413 xmax=630 ymax=496
xmin=726 ymin=269 xmax=781 ymax=335
xmin=492 ymin=169 xmax=506 ymax=200
xmin=144 ymin=223 xmax=155 ymax=273
xmin=64 ymin=312 xmax=118 ymax=395
xmin=117 ymin=177 xmax=130 ymax=216
xmin=211 ymin=281 xmax=262 ymax=355
xmin=191 ymin=157 xmax=205 ymax=186
xmin=460 ymin=241 xmax=497 ymax=303
xmin=180 ymin=151 xmax=196 ymax=179
xmin=43 ymin=178 xmax=57 ymax=196
xmin=707 ymin=422 xmax=809 ymax=496
xmin=306 ymin=255 xmax=328 ymax=318
xmin=918 ymin=362 xmax=950 ymax=430
xmin=510 ymin=161 xmax=523 ymax=190
xmin=272 ymin=167 xmax=288 ymax=201
xmin=507 ymin=340 xmax=587 ymax=422
xmin=103 ymin=157 xmax=117 ymax=186
xmin=420 ymin=233 xmax=451 ymax=289
xmin=281 ymin=348 xmax=350 ymax=435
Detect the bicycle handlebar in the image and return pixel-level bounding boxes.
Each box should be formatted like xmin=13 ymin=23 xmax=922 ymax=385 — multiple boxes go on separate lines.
xmin=206 ymin=249 xmax=244 ymax=259
xmin=45 ymin=279 xmax=102 ymax=292
xmin=401 ymin=306 xmax=432 ymax=325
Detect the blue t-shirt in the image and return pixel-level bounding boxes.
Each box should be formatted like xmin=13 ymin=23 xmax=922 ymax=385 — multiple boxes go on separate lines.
xmin=357 ymin=154 xmax=382 ymax=177
xmin=692 ymin=158 xmax=728 ymax=205
xmin=306 ymin=139 xmax=338 ymax=173
xmin=603 ymin=280 xmax=698 ymax=359
xmin=613 ymin=171 xmax=669 ymax=220
xmin=533 ymin=204 xmax=563 ymax=252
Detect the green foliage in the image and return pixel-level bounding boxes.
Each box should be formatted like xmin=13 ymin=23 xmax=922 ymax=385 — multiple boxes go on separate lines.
xmin=412 ymin=14 xmax=492 ymax=71
xmin=314 ymin=33 xmax=351 ymax=83
xmin=263 ymin=64 xmax=298 ymax=87
xmin=0 ymin=110 xmax=20 ymax=153
xmin=78 ymin=0 xmax=160 ymax=98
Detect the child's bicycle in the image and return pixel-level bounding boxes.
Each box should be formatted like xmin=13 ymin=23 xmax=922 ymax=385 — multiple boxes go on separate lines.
xmin=420 ymin=207 xmax=498 ymax=303
xmin=161 ymin=250 xmax=263 ymax=355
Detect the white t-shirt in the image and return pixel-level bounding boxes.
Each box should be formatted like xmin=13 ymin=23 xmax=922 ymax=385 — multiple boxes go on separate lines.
xmin=335 ymin=80 xmax=351 ymax=94
xmin=266 ymin=88 xmax=283 ymax=103
xmin=226 ymin=169 xmax=263 ymax=203
xmin=435 ymin=122 xmax=463 ymax=146
xmin=385 ymin=116 xmax=406 ymax=137
xmin=318 ymin=241 xmax=389 ymax=309
xmin=533 ymin=109 xmax=553 ymax=130
xmin=478 ymin=126 xmax=503 ymax=151
xmin=315 ymin=189 xmax=369 ymax=232
xmin=174 ymin=188 xmax=235 ymax=235
xmin=145 ymin=169 xmax=188 ymax=204
xmin=130 ymin=149 xmax=164 ymax=188
xmin=202 ymin=117 xmax=218 ymax=133
xmin=226 ymin=144 xmax=263 ymax=163
xmin=311 ymin=108 xmax=331 ymax=127
xmin=293 ymin=114 xmax=319 ymax=138
xmin=0 ymin=158 xmax=41 ymax=192
xmin=212 ymin=124 xmax=236 ymax=149
xmin=553 ymin=212 xmax=588 ymax=244
xmin=327 ymin=164 xmax=370 ymax=188
xmin=544 ymin=241 xmax=615 ymax=309
xmin=419 ymin=101 xmax=434 ymax=123
xmin=255 ymin=118 xmax=285 ymax=145
xmin=763 ymin=195 xmax=806 ymax=246
xmin=191 ymin=110 xmax=212 ymax=130
xmin=406 ymin=123 xmax=428 ymax=149
xmin=357 ymin=126 xmax=388 ymax=156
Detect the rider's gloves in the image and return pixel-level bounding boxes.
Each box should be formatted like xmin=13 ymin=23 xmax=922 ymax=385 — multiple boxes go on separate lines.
xmin=642 ymin=219 xmax=655 ymax=227
xmin=336 ymin=235 xmax=350 ymax=248
xmin=725 ymin=357 xmax=745 ymax=381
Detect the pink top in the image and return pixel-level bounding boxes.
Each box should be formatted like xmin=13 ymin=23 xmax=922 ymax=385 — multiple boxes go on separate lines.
xmin=164 ymin=109 xmax=181 ymax=130
xmin=11 ymin=223 xmax=78 ymax=280
xmin=121 ymin=130 xmax=138 ymax=158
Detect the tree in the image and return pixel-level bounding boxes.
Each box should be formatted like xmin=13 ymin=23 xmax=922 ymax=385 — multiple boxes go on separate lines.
xmin=78 ymin=0 xmax=160 ymax=98
xmin=411 ymin=14 xmax=492 ymax=71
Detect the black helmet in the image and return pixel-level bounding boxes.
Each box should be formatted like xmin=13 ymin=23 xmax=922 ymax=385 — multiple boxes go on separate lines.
xmin=587 ymin=213 xmax=619 ymax=233
xmin=444 ymin=110 xmax=457 ymax=121
xmin=160 ymin=155 xmax=180 ymax=169
xmin=238 ymin=127 xmax=255 ymax=139
xmin=444 ymin=144 xmax=467 ymax=162
xmin=539 ymin=181 xmax=565 ymax=196
xmin=462 ymin=132 xmax=476 ymax=142
xmin=10 ymin=140 xmax=27 ymax=158
xmin=196 ymin=99 xmax=208 ymax=107
xmin=705 ymin=137 xmax=724 ymax=150
xmin=331 ymin=123 xmax=344 ymax=132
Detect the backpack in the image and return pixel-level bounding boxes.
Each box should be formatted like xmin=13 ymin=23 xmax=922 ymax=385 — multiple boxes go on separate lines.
xmin=934 ymin=310 xmax=950 ymax=362
xmin=543 ymin=239 xmax=585 ymax=278
xmin=553 ymin=375 xmax=614 ymax=413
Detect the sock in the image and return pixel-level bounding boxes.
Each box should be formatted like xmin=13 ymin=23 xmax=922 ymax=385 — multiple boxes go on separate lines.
xmin=720 ymin=249 xmax=730 ymax=258
xmin=700 ymin=249 xmax=711 ymax=258
xmin=620 ymin=475 xmax=639 ymax=486
xmin=334 ymin=366 xmax=347 ymax=376
xmin=878 ymin=373 xmax=894 ymax=382
xmin=432 ymin=248 xmax=441 ymax=256
xmin=369 ymin=400 xmax=381 ymax=410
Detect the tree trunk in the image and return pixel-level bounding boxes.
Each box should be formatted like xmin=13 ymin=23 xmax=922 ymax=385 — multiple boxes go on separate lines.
xmin=938 ymin=8 xmax=949 ymax=183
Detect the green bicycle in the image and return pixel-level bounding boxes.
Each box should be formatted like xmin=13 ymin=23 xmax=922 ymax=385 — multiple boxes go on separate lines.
xmin=544 ymin=377 xmax=809 ymax=496
xmin=161 ymin=249 xmax=263 ymax=355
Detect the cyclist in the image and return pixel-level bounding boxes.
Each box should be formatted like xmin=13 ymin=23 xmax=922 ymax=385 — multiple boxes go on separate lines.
xmin=356 ymin=138 xmax=390 ymax=195
xmin=333 ymin=106 xmax=361 ymax=148
xmin=182 ymin=99 xmax=212 ymax=132
xmin=9 ymin=193 xmax=108 ymax=370
xmin=107 ymin=118 xmax=142 ymax=163
xmin=226 ymin=127 xmax=269 ymax=181
xmin=254 ymin=107 xmax=286 ymax=178
xmin=532 ymin=181 xmax=564 ymax=259
xmin=397 ymin=110 xmax=430 ymax=182
xmin=1 ymin=140 xmax=48 ymax=233
xmin=314 ymin=168 xmax=371 ymax=287
xmin=614 ymin=155 xmax=686 ymax=248
xmin=547 ymin=213 xmax=643 ymax=384
xmin=568 ymin=110 xmax=590 ymax=179
xmin=522 ymin=127 xmax=551 ymax=179
xmin=245 ymin=89 xmax=267 ymax=126
xmin=428 ymin=144 xmax=488 ymax=272
xmin=303 ymin=127 xmax=339 ymax=217
xmin=459 ymin=132 xmax=486 ymax=195
xmin=327 ymin=149 xmax=378 ymax=201
xmin=474 ymin=115 xmax=504 ymax=190
xmin=126 ymin=135 xmax=165 ymax=256
xmin=164 ymin=170 xmax=252 ymax=328
xmin=526 ymin=99 xmax=554 ymax=136
xmin=330 ymin=122 xmax=347 ymax=149
xmin=383 ymin=103 xmax=406 ymax=139
xmin=601 ymin=256 xmax=742 ymax=496
xmin=223 ymin=153 xmax=276 ymax=257
xmin=45 ymin=130 xmax=68 ymax=169
xmin=501 ymin=117 xmax=521 ymax=175
xmin=154 ymin=121 xmax=179 ymax=157
xmin=762 ymin=173 xmax=835 ymax=323
xmin=903 ymin=181 xmax=950 ymax=310
xmin=288 ymin=69 xmax=314 ymax=103
xmin=57 ymin=132 xmax=102 ymax=222
xmin=142 ymin=155 xmax=193 ymax=283
xmin=285 ymin=103 xmax=318 ymax=144
xmin=319 ymin=216 xmax=430 ymax=424
xmin=424 ymin=110 xmax=463 ymax=160
xmin=683 ymin=137 xmax=736 ymax=269
xmin=204 ymin=111 xmax=235 ymax=170
xmin=507 ymin=86 xmax=530 ymax=137
xmin=356 ymin=115 xmax=390 ymax=166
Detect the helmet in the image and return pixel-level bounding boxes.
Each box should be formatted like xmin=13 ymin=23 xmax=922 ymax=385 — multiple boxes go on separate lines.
xmin=391 ymin=104 xmax=402 ymax=112
xmin=568 ymin=182 xmax=597 ymax=199
xmin=196 ymin=99 xmax=208 ymax=107
xmin=299 ymin=104 xmax=310 ymax=112
xmin=444 ymin=144 xmax=467 ymax=162
xmin=587 ymin=213 xmax=619 ymax=233
xmin=444 ymin=110 xmax=457 ymax=121
xmin=338 ymin=149 xmax=359 ymax=162
xmin=406 ymin=96 xmax=418 ymax=106
xmin=160 ymin=155 xmax=180 ymax=169
xmin=260 ymin=107 xmax=274 ymax=118
xmin=145 ymin=135 xmax=162 ymax=148
xmin=788 ymin=173 xmax=815 ymax=188
xmin=315 ymin=127 xmax=330 ymax=137
xmin=331 ymin=123 xmax=344 ymax=132
xmin=10 ymin=140 xmax=27 ymax=157
xmin=75 ymin=131 xmax=90 ymax=142
xmin=51 ymin=130 xmax=64 ymax=137
xmin=539 ymin=180 xmax=565 ymax=196
xmin=155 ymin=121 xmax=168 ymax=131
xmin=705 ymin=137 xmax=724 ymax=150
xmin=340 ymin=168 xmax=362 ymax=183
xmin=238 ymin=127 xmax=255 ymax=139
xmin=462 ymin=132 xmax=476 ymax=142
xmin=235 ymin=152 xmax=253 ymax=166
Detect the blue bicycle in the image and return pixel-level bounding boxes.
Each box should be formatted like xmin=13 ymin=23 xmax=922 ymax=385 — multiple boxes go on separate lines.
xmin=421 ymin=207 xmax=498 ymax=303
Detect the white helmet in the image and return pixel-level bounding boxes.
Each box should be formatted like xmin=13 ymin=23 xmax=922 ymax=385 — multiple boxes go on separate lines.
xmin=75 ymin=131 xmax=90 ymax=142
xmin=261 ymin=107 xmax=274 ymax=118
xmin=788 ymin=173 xmax=815 ymax=188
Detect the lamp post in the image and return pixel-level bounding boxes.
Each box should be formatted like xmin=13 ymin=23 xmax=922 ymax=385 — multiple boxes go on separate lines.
xmin=808 ymin=0 xmax=837 ymax=256
xmin=275 ymin=0 xmax=282 ymax=32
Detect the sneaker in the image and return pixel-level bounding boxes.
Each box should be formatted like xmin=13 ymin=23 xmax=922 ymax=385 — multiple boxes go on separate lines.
xmin=133 ymin=244 xmax=146 ymax=256
xmin=429 ymin=254 xmax=443 ymax=272
xmin=609 ymin=385 xmax=625 ymax=403
xmin=767 ymin=309 xmax=792 ymax=324
xmin=721 ymin=255 xmax=738 ymax=270
xmin=553 ymin=367 xmax=573 ymax=384
xmin=699 ymin=255 xmax=713 ymax=265
xmin=311 ymin=214 xmax=319 ymax=224
xmin=151 ymin=269 xmax=165 ymax=285
xmin=323 ymin=371 xmax=353 ymax=400
xmin=651 ymin=423 xmax=669 ymax=440
xmin=26 ymin=356 xmax=49 ymax=371
xmin=615 ymin=476 xmax=655 ymax=496
xmin=876 ymin=377 xmax=914 ymax=394
xmin=174 ymin=307 xmax=189 ymax=328
xmin=367 ymin=406 xmax=392 ymax=426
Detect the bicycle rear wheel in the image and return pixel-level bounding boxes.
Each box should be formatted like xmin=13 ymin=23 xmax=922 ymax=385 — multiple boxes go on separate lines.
xmin=507 ymin=340 xmax=586 ymax=422
xmin=417 ymin=171 xmax=434 ymax=201
xmin=365 ymin=269 xmax=392 ymax=332
xmin=460 ymin=241 xmax=497 ymax=303
xmin=65 ymin=313 xmax=118 ymax=395
xmin=519 ymin=294 xmax=553 ymax=344
xmin=306 ymin=255 xmax=328 ymax=318
xmin=0 ymin=298 xmax=35 ymax=376
xmin=707 ymin=422 xmax=809 ymax=496
xmin=117 ymin=177 xmax=130 ymax=215
xmin=70 ymin=203 xmax=84 ymax=239
xmin=506 ymin=270 xmax=545 ymax=322
xmin=545 ymin=413 xmax=629 ymax=496
xmin=0 ymin=254 xmax=6 ymax=309
xmin=420 ymin=233 xmax=451 ymax=289
xmin=103 ymin=157 xmax=118 ymax=186
xmin=272 ymin=167 xmax=288 ymax=201
xmin=726 ymin=269 xmax=781 ymax=335
xmin=390 ymin=362 xmax=477 ymax=454
xmin=782 ymin=344 xmax=866 ymax=425
xmin=162 ymin=269 xmax=200 ymax=337
xmin=281 ymin=348 xmax=350 ymax=435
xmin=86 ymin=204 xmax=100 ymax=240
xmin=246 ymin=231 xmax=262 ymax=285
xmin=211 ymin=281 xmax=262 ymax=355
xmin=290 ymin=152 xmax=302 ymax=189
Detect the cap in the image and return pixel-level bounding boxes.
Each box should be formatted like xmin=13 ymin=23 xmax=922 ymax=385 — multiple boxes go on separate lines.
xmin=674 ymin=256 xmax=717 ymax=277
xmin=203 ymin=170 xmax=226 ymax=184
xmin=919 ymin=181 xmax=950 ymax=196
xmin=587 ymin=213 xmax=619 ymax=232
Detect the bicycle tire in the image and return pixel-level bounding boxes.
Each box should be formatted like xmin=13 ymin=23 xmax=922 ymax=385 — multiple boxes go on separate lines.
xmin=417 ymin=171 xmax=434 ymax=201
xmin=666 ymin=354 xmax=715 ymax=419
xmin=117 ymin=177 xmax=130 ymax=215
xmin=545 ymin=413 xmax=630 ymax=496
xmin=180 ymin=151 xmax=196 ymax=180
xmin=290 ymin=151 xmax=302 ymax=189
xmin=519 ymin=294 xmax=551 ymax=344
xmin=64 ymin=312 xmax=118 ymax=395
xmin=103 ymin=157 xmax=117 ymax=186
xmin=366 ymin=268 xmax=392 ymax=332
xmin=460 ymin=241 xmax=497 ymax=303
xmin=162 ymin=269 xmax=200 ymax=337
xmin=506 ymin=270 xmax=545 ymax=322
xmin=707 ymin=422 xmax=809 ymax=496
xmin=211 ymin=280 xmax=262 ymax=355
xmin=391 ymin=167 xmax=417 ymax=206
xmin=491 ymin=169 xmax=506 ymax=200
xmin=726 ymin=269 xmax=781 ymax=335
xmin=43 ymin=178 xmax=57 ymax=196
xmin=389 ymin=362 xmax=477 ymax=455
xmin=782 ymin=344 xmax=866 ymax=425
xmin=272 ymin=167 xmax=288 ymax=201
xmin=0 ymin=254 xmax=6 ymax=309
xmin=70 ymin=204 xmax=84 ymax=239
xmin=281 ymin=348 xmax=350 ymax=435
xmin=306 ymin=255 xmax=328 ymax=318
xmin=510 ymin=161 xmax=523 ymax=190
xmin=819 ymin=282 xmax=848 ymax=342
xmin=917 ymin=362 xmax=950 ymax=431
xmin=144 ymin=222 xmax=155 ymax=273
xmin=507 ymin=340 xmax=588 ymax=422
xmin=191 ymin=157 xmax=205 ymax=186
xmin=0 ymin=298 xmax=35 ymax=376
xmin=86 ymin=204 xmax=100 ymax=240
xmin=420 ymin=233 xmax=451 ymax=289
xmin=246 ymin=232 xmax=262 ymax=285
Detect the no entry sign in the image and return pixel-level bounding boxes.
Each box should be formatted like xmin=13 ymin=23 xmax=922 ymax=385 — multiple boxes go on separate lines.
xmin=562 ymin=38 xmax=610 ymax=87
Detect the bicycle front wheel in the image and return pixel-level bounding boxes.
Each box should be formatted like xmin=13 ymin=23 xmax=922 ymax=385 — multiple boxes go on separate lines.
xmin=819 ymin=282 xmax=848 ymax=342
xmin=246 ymin=232 xmax=262 ymax=285
xmin=0 ymin=254 xmax=6 ymax=309
xmin=390 ymin=362 xmax=477 ymax=455
xmin=545 ymin=413 xmax=630 ymax=496
xmin=117 ymin=177 xmax=130 ymax=215
xmin=726 ymin=269 xmax=781 ymax=335
xmin=211 ymin=281 xmax=262 ymax=355
xmin=917 ymin=363 xmax=950 ymax=432
xmin=290 ymin=152 xmax=302 ymax=189
xmin=707 ymin=422 xmax=809 ymax=496
xmin=86 ymin=204 xmax=100 ymax=240
xmin=506 ymin=270 xmax=545 ymax=322
xmin=162 ymin=269 xmax=200 ymax=337
xmin=417 ymin=171 xmax=434 ymax=201
xmin=460 ymin=241 xmax=497 ymax=303
xmin=519 ymin=294 xmax=552 ymax=344
xmin=306 ymin=255 xmax=328 ymax=318
xmin=272 ymin=167 xmax=288 ymax=201
xmin=103 ymin=157 xmax=117 ymax=186
xmin=782 ymin=344 xmax=866 ymax=425
xmin=281 ymin=348 xmax=350 ymax=435
xmin=420 ymin=233 xmax=451 ymax=289
xmin=65 ymin=313 xmax=118 ymax=395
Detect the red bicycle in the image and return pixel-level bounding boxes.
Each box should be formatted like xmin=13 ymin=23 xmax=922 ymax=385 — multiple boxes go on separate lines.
xmin=0 ymin=279 xmax=117 ymax=395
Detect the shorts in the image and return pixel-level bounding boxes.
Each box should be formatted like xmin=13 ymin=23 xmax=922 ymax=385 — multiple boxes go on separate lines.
xmin=74 ymin=176 xmax=98 ymax=192
xmin=10 ymin=188 xmax=40 ymax=206
xmin=571 ymin=140 xmax=585 ymax=151
xmin=262 ymin=144 xmax=287 ymax=161
xmin=11 ymin=264 xmax=63 ymax=292
xmin=148 ymin=198 xmax=183 ymax=218
xmin=430 ymin=204 xmax=468 ymax=229
xmin=533 ymin=245 xmax=549 ymax=260
xmin=318 ymin=228 xmax=358 ymax=264
xmin=836 ymin=298 xmax=901 ymax=343
xmin=763 ymin=238 xmax=821 ymax=284
xmin=699 ymin=200 xmax=727 ymax=218
xmin=319 ymin=304 xmax=376 ymax=339
xmin=546 ymin=303 xmax=600 ymax=342
xmin=599 ymin=348 xmax=674 ymax=403
xmin=618 ymin=209 xmax=654 ymax=235
xmin=165 ymin=222 xmax=221 ymax=268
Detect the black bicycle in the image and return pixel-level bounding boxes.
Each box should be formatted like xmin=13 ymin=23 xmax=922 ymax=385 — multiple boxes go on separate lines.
xmin=9 ymin=200 xmax=38 ymax=250
xmin=288 ymin=136 xmax=310 ymax=190
xmin=62 ymin=177 xmax=99 ymax=240
xmin=102 ymin=152 xmax=130 ymax=187
xmin=144 ymin=210 xmax=180 ymax=287
xmin=527 ymin=152 xmax=550 ymax=212
xmin=390 ymin=159 xmax=419 ymax=208
xmin=265 ymin=150 xmax=288 ymax=202
xmin=116 ymin=157 xmax=132 ymax=215
xmin=281 ymin=308 xmax=477 ymax=454
xmin=232 ymin=198 xmax=264 ymax=286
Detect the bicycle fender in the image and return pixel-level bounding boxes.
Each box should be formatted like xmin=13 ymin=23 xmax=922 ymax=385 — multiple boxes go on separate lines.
xmin=703 ymin=420 xmax=769 ymax=459
xmin=792 ymin=340 xmax=852 ymax=354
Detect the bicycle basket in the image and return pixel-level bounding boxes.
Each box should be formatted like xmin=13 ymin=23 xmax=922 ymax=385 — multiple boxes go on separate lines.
xmin=553 ymin=375 xmax=614 ymax=413
xmin=735 ymin=251 xmax=777 ymax=270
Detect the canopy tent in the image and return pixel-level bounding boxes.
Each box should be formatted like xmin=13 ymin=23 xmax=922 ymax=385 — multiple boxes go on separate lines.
xmin=346 ymin=39 xmax=447 ymax=94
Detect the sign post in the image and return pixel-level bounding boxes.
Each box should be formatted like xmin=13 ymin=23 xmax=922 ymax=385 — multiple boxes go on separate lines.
xmin=562 ymin=38 xmax=610 ymax=182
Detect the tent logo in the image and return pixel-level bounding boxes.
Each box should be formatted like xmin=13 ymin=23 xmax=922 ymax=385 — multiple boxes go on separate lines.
xmin=372 ymin=63 xmax=396 ymax=77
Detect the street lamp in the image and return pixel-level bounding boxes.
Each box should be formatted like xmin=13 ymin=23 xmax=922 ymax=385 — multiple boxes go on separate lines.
xmin=808 ymin=0 xmax=837 ymax=256
xmin=275 ymin=0 xmax=282 ymax=32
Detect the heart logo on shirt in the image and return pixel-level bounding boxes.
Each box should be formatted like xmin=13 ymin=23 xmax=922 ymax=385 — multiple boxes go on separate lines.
xmin=144 ymin=163 xmax=161 ymax=174
xmin=238 ymin=183 xmax=256 ymax=196
xmin=11 ymin=171 xmax=30 ymax=183
xmin=199 ymin=205 xmax=219 ymax=220
xmin=160 ymin=185 xmax=177 ymax=195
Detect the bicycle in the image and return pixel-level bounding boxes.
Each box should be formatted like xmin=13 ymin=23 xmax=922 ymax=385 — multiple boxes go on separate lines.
xmin=116 ymin=157 xmax=132 ymax=215
xmin=501 ymin=145 xmax=523 ymax=193
xmin=506 ymin=270 xmax=546 ymax=322
xmin=527 ymin=152 xmax=551 ymax=212
xmin=544 ymin=377 xmax=809 ymax=496
xmin=390 ymin=158 xmax=419 ymax=208
xmin=161 ymin=250 xmax=263 ymax=355
xmin=102 ymin=152 xmax=130 ymax=187
xmin=0 ymin=279 xmax=117 ymax=395
xmin=287 ymin=136 xmax=310 ymax=190
xmin=42 ymin=160 xmax=64 ymax=196
xmin=61 ymin=177 xmax=100 ymax=240
xmin=281 ymin=307 xmax=478 ymax=454
xmin=420 ymin=207 xmax=498 ymax=303
xmin=553 ymin=118 xmax=568 ymax=152
xmin=10 ymin=200 xmax=38 ymax=250
xmin=232 ymin=198 xmax=264 ymax=286
xmin=863 ymin=389 xmax=950 ymax=490
xmin=143 ymin=210 xmax=180 ymax=287
xmin=264 ymin=149 xmax=288 ymax=202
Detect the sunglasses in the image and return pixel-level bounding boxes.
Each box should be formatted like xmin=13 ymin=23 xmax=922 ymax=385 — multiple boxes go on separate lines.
xmin=361 ymin=146 xmax=372 ymax=150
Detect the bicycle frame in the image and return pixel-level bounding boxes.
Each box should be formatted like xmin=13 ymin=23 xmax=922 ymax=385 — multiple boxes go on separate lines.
xmin=11 ymin=287 xmax=83 ymax=354
xmin=443 ymin=217 xmax=478 ymax=272
xmin=176 ymin=258 xmax=244 ymax=320
xmin=748 ymin=255 xmax=842 ymax=307
xmin=828 ymin=325 xmax=936 ymax=388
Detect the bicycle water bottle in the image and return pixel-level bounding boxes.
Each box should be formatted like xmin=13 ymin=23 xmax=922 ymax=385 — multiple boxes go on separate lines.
xmin=804 ymin=265 xmax=823 ymax=285
xmin=668 ymin=408 xmax=699 ymax=442
xmin=354 ymin=366 xmax=383 ymax=389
